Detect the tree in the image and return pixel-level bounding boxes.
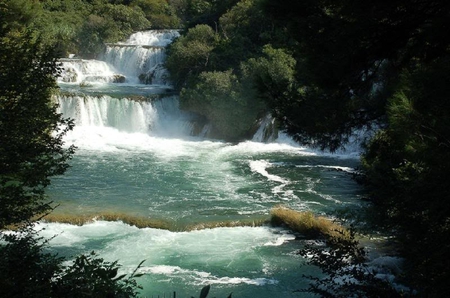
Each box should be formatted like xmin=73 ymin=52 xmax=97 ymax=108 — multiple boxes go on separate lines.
xmin=1 ymin=3 xmax=143 ymax=297
xmin=131 ymin=0 xmax=181 ymax=28
xmin=0 ymin=226 xmax=143 ymax=298
xmin=260 ymin=0 xmax=450 ymax=150
xmin=361 ymin=59 xmax=450 ymax=295
xmin=165 ymin=24 xmax=219 ymax=89
xmin=299 ymin=228 xmax=402 ymax=297
xmin=260 ymin=0 xmax=450 ymax=295
xmin=0 ymin=1 xmax=75 ymax=229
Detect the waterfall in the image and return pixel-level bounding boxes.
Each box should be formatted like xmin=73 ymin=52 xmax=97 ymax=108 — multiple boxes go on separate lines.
xmin=58 ymin=59 xmax=121 ymax=84
xmin=102 ymin=30 xmax=180 ymax=84
xmin=56 ymin=29 xmax=211 ymax=141
xmin=56 ymin=95 xmax=196 ymax=137
xmin=252 ymin=114 xmax=278 ymax=142
xmin=58 ymin=30 xmax=179 ymax=85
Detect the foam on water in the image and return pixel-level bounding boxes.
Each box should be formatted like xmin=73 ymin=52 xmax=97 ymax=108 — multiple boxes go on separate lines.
xmin=249 ymin=160 xmax=289 ymax=184
xmin=35 ymin=221 xmax=297 ymax=290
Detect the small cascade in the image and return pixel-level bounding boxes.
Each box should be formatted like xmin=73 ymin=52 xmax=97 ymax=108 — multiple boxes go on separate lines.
xmin=102 ymin=30 xmax=180 ymax=84
xmin=116 ymin=30 xmax=180 ymax=47
xmin=58 ymin=30 xmax=179 ymax=85
xmin=102 ymin=46 xmax=167 ymax=84
xmin=252 ymin=114 xmax=278 ymax=142
xmin=58 ymin=59 xmax=123 ymax=84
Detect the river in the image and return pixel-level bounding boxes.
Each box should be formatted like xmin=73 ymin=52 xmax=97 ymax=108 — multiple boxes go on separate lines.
xmin=43 ymin=30 xmax=367 ymax=297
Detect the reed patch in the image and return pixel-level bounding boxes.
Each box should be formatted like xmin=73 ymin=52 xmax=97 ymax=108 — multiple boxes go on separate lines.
xmin=270 ymin=206 xmax=347 ymax=239
xmin=42 ymin=212 xmax=170 ymax=230
xmin=184 ymin=218 xmax=268 ymax=231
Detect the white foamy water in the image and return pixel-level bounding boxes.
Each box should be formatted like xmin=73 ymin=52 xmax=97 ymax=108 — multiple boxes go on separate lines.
xmin=35 ymin=221 xmax=306 ymax=297
xmin=249 ymin=160 xmax=290 ymax=184
xmin=118 ymin=30 xmax=180 ymax=47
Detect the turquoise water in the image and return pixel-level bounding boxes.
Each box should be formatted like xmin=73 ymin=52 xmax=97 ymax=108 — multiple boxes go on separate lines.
xmin=45 ymin=93 xmax=364 ymax=297
xmin=49 ymin=136 xmax=362 ymax=225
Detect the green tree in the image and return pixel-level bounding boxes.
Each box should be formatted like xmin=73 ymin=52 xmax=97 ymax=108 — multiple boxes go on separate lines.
xmin=260 ymin=0 xmax=450 ymax=150
xmin=1 ymin=3 xmax=142 ymax=297
xmin=166 ymin=24 xmax=219 ymax=88
xmin=131 ymin=0 xmax=181 ymax=28
xmin=0 ymin=2 xmax=75 ymax=228
xmin=299 ymin=228 xmax=402 ymax=297
xmin=0 ymin=226 xmax=143 ymax=298
xmin=361 ymin=59 xmax=450 ymax=295
xmin=185 ymin=0 xmax=239 ymax=27
xmin=260 ymin=0 xmax=450 ymax=295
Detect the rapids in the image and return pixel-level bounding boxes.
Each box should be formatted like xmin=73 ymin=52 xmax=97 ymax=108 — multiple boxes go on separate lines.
xmin=47 ymin=30 xmax=368 ymax=297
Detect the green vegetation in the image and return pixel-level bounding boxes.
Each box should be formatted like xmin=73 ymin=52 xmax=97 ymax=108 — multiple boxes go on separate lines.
xmin=0 ymin=0 xmax=75 ymax=229
xmin=298 ymin=227 xmax=403 ymax=297
xmin=0 ymin=225 xmax=144 ymax=298
xmin=0 ymin=2 xmax=144 ymax=296
xmin=0 ymin=0 xmax=189 ymax=59
xmin=166 ymin=0 xmax=284 ymax=140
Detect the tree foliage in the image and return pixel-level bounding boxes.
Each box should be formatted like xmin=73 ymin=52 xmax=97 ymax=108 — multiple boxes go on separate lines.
xmin=361 ymin=59 xmax=450 ymax=295
xmin=181 ymin=69 xmax=262 ymax=140
xmin=299 ymin=228 xmax=403 ymax=297
xmin=0 ymin=226 xmax=143 ymax=298
xmin=166 ymin=24 xmax=219 ymax=89
xmin=1 ymin=3 xmax=142 ymax=297
xmin=260 ymin=0 xmax=450 ymax=150
xmin=166 ymin=0 xmax=273 ymax=140
xmin=0 ymin=2 xmax=75 ymax=228
xmin=131 ymin=0 xmax=181 ymax=29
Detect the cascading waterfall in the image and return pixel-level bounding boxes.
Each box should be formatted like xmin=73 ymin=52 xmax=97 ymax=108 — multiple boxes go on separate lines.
xmin=58 ymin=30 xmax=179 ymax=85
xmin=58 ymin=59 xmax=121 ymax=84
xmin=102 ymin=30 xmax=180 ymax=84
xmin=44 ymin=29 xmax=396 ymax=298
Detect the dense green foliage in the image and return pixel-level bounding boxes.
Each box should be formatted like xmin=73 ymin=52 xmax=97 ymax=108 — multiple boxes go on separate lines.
xmin=166 ymin=0 xmax=286 ymax=140
xmin=0 ymin=0 xmax=75 ymax=228
xmin=260 ymin=0 xmax=450 ymax=296
xmin=1 ymin=0 xmax=190 ymax=59
xmin=1 ymin=2 xmax=142 ymax=296
xmin=361 ymin=59 xmax=450 ymax=296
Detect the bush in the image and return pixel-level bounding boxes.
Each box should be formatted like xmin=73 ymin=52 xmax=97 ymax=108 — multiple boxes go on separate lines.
xmin=0 ymin=225 xmax=143 ymax=298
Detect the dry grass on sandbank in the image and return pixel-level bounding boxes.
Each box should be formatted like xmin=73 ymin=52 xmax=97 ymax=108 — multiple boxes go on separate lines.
xmin=184 ymin=218 xmax=269 ymax=231
xmin=41 ymin=213 xmax=269 ymax=232
xmin=40 ymin=207 xmax=346 ymax=238
xmin=42 ymin=212 xmax=171 ymax=230
xmin=270 ymin=206 xmax=347 ymax=239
